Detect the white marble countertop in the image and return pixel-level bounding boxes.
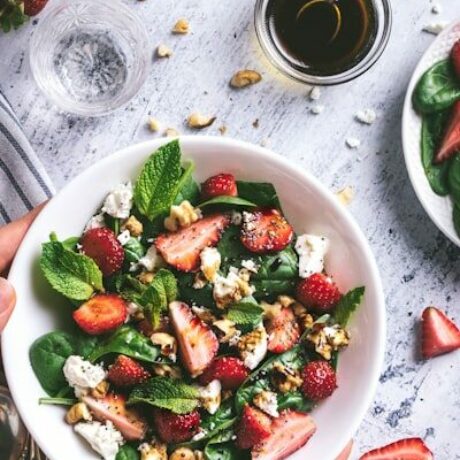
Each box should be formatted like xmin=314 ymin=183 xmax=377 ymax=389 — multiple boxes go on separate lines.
xmin=1 ymin=1 xmax=459 ymax=458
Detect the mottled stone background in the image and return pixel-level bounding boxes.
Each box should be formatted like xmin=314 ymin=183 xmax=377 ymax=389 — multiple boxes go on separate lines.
xmin=0 ymin=0 xmax=459 ymax=458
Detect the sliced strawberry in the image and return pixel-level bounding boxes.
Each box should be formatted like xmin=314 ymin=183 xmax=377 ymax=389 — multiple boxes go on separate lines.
xmin=153 ymin=408 xmax=200 ymax=443
xmin=301 ymin=361 xmax=337 ymax=401
xmin=107 ymin=355 xmax=150 ymax=387
xmin=199 ymin=356 xmax=249 ymax=390
xmin=83 ymin=393 xmax=147 ymax=441
xmin=80 ymin=227 xmax=124 ymax=276
xmin=266 ymin=307 xmax=300 ymax=354
xmin=252 ymin=410 xmax=316 ymax=460
xmin=73 ymin=294 xmax=127 ymax=335
xmin=359 ymin=437 xmax=433 ymax=460
xmin=24 ymin=0 xmax=48 ymax=15
xmin=202 ymin=173 xmax=238 ymax=200
xmin=421 ymin=306 xmax=460 ymax=359
xmin=241 ymin=209 xmax=294 ymax=254
xmin=451 ymin=39 xmax=460 ymax=80
xmin=236 ymin=405 xmax=272 ymax=450
xmin=336 ymin=440 xmax=354 ymax=460
xmin=434 ymin=100 xmax=460 ymax=164
xmin=169 ymin=301 xmax=219 ymax=377
xmin=296 ymin=273 xmax=342 ymax=312
xmin=155 ymin=214 xmax=230 ymax=272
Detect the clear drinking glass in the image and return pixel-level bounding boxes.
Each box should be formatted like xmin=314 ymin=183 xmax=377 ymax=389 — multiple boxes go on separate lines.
xmin=29 ymin=0 xmax=150 ymax=116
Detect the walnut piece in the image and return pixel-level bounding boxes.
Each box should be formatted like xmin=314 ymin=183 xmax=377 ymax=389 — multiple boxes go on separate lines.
xmin=122 ymin=215 xmax=143 ymax=237
xmin=90 ymin=380 xmax=109 ymax=399
xmin=271 ymin=362 xmax=303 ymax=393
xmin=65 ymin=403 xmax=91 ymax=424
xmin=188 ymin=112 xmax=216 ymax=129
xmin=151 ymin=332 xmax=177 ymax=362
xmin=164 ymin=127 xmax=180 ymax=137
xmin=164 ymin=200 xmax=202 ymax=232
xmin=152 ymin=363 xmax=183 ymax=379
xmin=218 ymin=125 xmax=227 ymax=136
xmin=157 ymin=44 xmax=172 ymax=58
xmin=335 ymin=186 xmax=354 ymax=206
xmin=172 ymin=18 xmax=190 ymax=34
xmin=306 ymin=324 xmax=350 ymax=360
xmin=138 ymin=271 xmax=155 ymax=284
xmin=139 ymin=439 xmax=168 ymax=460
xmin=230 ymin=70 xmax=262 ymax=88
xmin=147 ymin=117 xmax=161 ymax=133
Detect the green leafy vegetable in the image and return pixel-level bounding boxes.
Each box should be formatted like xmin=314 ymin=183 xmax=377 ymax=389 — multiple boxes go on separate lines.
xmin=40 ymin=236 xmax=104 ymax=301
xmin=448 ymin=154 xmax=460 ymax=203
xmin=123 ymin=238 xmax=146 ymax=265
xmin=61 ymin=236 xmax=80 ymax=251
xmin=204 ymin=436 xmax=242 ymax=460
xmin=333 ymin=286 xmax=365 ymax=327
xmin=236 ymin=181 xmax=281 ymax=208
xmin=453 ymin=204 xmax=460 ymax=237
xmin=39 ymin=397 xmax=76 ymax=406
xmin=116 ymin=445 xmax=140 ymax=460
xmin=227 ymin=298 xmax=263 ymax=329
xmin=199 ymin=196 xmax=257 ymax=209
xmin=88 ymin=326 xmax=161 ymax=363
xmin=128 ymin=377 xmax=200 ymax=414
xmin=177 ymin=272 xmax=215 ymax=308
xmin=277 ymin=391 xmax=315 ymax=412
xmin=174 ymin=162 xmax=200 ymax=205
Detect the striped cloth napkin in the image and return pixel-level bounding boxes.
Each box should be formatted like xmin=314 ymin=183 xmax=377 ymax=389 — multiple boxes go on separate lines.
xmin=0 ymin=91 xmax=55 ymax=225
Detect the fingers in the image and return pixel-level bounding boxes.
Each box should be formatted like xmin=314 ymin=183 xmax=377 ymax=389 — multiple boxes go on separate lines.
xmin=0 ymin=278 xmax=16 ymax=332
xmin=0 ymin=202 xmax=47 ymax=275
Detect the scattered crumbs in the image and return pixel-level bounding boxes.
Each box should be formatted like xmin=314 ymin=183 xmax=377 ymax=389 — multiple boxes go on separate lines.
xmin=147 ymin=117 xmax=160 ymax=132
xmin=260 ymin=138 xmax=270 ymax=147
xmin=311 ymin=104 xmax=324 ymax=115
xmin=252 ymin=118 xmax=260 ymax=128
xmin=309 ymin=86 xmax=321 ymax=100
xmin=156 ymin=44 xmax=173 ymax=58
xmin=345 ymin=137 xmax=361 ymax=149
xmin=335 ymin=186 xmax=354 ymax=206
xmin=172 ymin=18 xmax=190 ymax=34
xmin=164 ymin=127 xmax=179 ymax=137
xmin=355 ymin=108 xmax=377 ymax=125
xmin=218 ymin=125 xmax=227 ymax=136
xmin=431 ymin=3 xmax=442 ymax=14
xmin=422 ymin=22 xmax=448 ymax=35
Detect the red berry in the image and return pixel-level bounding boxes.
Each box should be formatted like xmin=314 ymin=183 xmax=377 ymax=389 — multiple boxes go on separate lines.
xmin=24 ymin=0 xmax=48 ymax=16
xmin=296 ymin=273 xmax=342 ymax=312
xmin=201 ymin=173 xmax=238 ymax=200
xmin=241 ymin=209 xmax=294 ymax=254
xmin=235 ymin=405 xmax=272 ymax=450
xmin=107 ymin=355 xmax=150 ymax=387
xmin=301 ymin=361 xmax=337 ymax=401
xmin=452 ymin=39 xmax=460 ymax=80
xmin=434 ymin=100 xmax=460 ymax=164
xmin=80 ymin=227 xmax=124 ymax=276
xmin=359 ymin=437 xmax=433 ymax=460
xmin=199 ymin=356 xmax=249 ymax=390
xmin=153 ymin=408 xmax=201 ymax=444
xmin=266 ymin=307 xmax=300 ymax=354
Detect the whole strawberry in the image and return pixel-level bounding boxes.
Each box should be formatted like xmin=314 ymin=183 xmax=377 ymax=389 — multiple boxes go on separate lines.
xmin=296 ymin=273 xmax=342 ymax=312
xmin=24 ymin=0 xmax=48 ymax=16
xmin=108 ymin=355 xmax=150 ymax=387
xmin=452 ymin=39 xmax=460 ymax=80
xmin=199 ymin=356 xmax=249 ymax=390
xmin=153 ymin=408 xmax=201 ymax=443
xmin=301 ymin=361 xmax=337 ymax=401
xmin=201 ymin=173 xmax=238 ymax=200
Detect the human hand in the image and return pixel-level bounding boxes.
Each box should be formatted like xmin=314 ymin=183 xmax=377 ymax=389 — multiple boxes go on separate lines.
xmin=0 ymin=204 xmax=45 ymax=332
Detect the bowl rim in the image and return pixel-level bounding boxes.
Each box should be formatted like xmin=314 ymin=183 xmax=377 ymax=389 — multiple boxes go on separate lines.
xmin=2 ymin=135 xmax=386 ymax=460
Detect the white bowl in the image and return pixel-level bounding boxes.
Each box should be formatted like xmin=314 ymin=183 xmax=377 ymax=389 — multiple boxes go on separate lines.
xmin=402 ymin=21 xmax=460 ymax=247
xmin=2 ymin=136 xmax=385 ymax=460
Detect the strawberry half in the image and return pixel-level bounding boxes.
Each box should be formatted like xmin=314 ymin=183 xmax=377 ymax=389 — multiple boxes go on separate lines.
xmin=421 ymin=306 xmax=460 ymax=359
xmin=107 ymin=355 xmax=150 ymax=387
xmin=169 ymin=301 xmax=219 ymax=377
xmin=241 ymin=209 xmax=294 ymax=254
xmin=83 ymin=393 xmax=147 ymax=441
xmin=301 ymin=361 xmax=337 ymax=401
xmin=359 ymin=437 xmax=433 ymax=460
xmin=336 ymin=440 xmax=354 ymax=460
xmin=236 ymin=405 xmax=272 ymax=450
xmin=24 ymin=0 xmax=48 ymax=16
xmin=73 ymin=294 xmax=127 ymax=335
xmin=434 ymin=100 xmax=460 ymax=164
xmin=452 ymin=39 xmax=460 ymax=80
xmin=296 ymin=273 xmax=342 ymax=312
xmin=153 ymin=408 xmax=201 ymax=443
xmin=202 ymin=173 xmax=238 ymax=200
xmin=266 ymin=307 xmax=300 ymax=354
xmin=199 ymin=356 xmax=249 ymax=390
xmin=155 ymin=214 xmax=230 ymax=272
xmin=80 ymin=227 xmax=124 ymax=276
xmin=252 ymin=410 xmax=316 ymax=460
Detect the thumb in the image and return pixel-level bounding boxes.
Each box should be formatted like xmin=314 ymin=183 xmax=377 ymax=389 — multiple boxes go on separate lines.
xmin=0 ymin=278 xmax=16 ymax=332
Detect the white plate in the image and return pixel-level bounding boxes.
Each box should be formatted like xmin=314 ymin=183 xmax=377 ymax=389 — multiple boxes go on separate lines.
xmin=402 ymin=21 xmax=460 ymax=247
xmin=2 ymin=136 xmax=385 ymax=460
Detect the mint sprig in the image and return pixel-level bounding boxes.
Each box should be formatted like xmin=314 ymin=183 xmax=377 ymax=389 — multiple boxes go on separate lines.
xmin=227 ymin=298 xmax=263 ymax=328
xmin=334 ymin=286 xmax=365 ymax=327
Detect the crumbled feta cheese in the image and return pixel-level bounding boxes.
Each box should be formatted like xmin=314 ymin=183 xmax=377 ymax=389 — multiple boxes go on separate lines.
xmin=213 ymin=269 xmax=254 ymax=309
xmin=309 ymin=86 xmax=321 ymax=101
xmin=355 ymin=108 xmax=377 ymax=125
xmin=138 ymin=439 xmax=168 ymax=460
xmin=242 ymin=211 xmax=256 ymax=231
xmin=117 ymin=229 xmax=131 ymax=246
xmin=241 ymin=259 xmax=258 ymax=273
xmin=151 ymin=333 xmax=177 ymax=362
xmin=192 ymin=430 xmax=208 ymax=441
xmin=198 ymin=380 xmax=221 ymax=414
xmin=63 ymin=356 xmax=106 ymax=398
xmin=74 ymin=421 xmax=124 ymax=460
xmin=138 ymin=245 xmax=165 ymax=272
xmin=295 ymin=234 xmax=329 ymax=278
xmin=422 ymin=21 xmax=448 ymax=34
xmin=85 ymin=213 xmax=106 ymax=232
xmin=213 ymin=318 xmax=239 ymax=344
xmin=431 ymin=3 xmax=442 ymax=14
xmin=102 ymin=182 xmax=133 ymax=219
xmin=231 ymin=211 xmax=243 ymax=226
xmin=127 ymin=302 xmax=141 ymax=316
xmin=238 ymin=325 xmax=268 ymax=370
xmin=345 ymin=137 xmax=361 ymax=149
xmin=253 ymin=390 xmax=279 ymax=418
xmin=200 ymin=247 xmax=221 ymax=282
xmin=311 ymin=105 xmax=324 ymax=115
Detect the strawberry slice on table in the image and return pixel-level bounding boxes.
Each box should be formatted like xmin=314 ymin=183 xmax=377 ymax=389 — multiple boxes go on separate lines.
xmin=241 ymin=209 xmax=294 ymax=254
xmin=80 ymin=227 xmax=124 ymax=276
xmin=359 ymin=437 xmax=433 ymax=460
xmin=153 ymin=408 xmax=201 ymax=443
xmin=201 ymin=173 xmax=238 ymax=200
xmin=252 ymin=410 xmax=316 ymax=460
xmin=83 ymin=393 xmax=147 ymax=441
xmin=24 ymin=0 xmax=48 ymax=16
xmin=266 ymin=306 xmax=300 ymax=354
xmin=236 ymin=405 xmax=272 ymax=450
xmin=296 ymin=273 xmax=342 ymax=312
xmin=301 ymin=361 xmax=337 ymax=401
xmin=199 ymin=356 xmax=249 ymax=390
xmin=336 ymin=440 xmax=354 ymax=460
xmin=155 ymin=214 xmax=230 ymax=272
xmin=434 ymin=100 xmax=460 ymax=164
xmin=107 ymin=355 xmax=150 ymax=387
xmin=169 ymin=301 xmax=219 ymax=377
xmin=421 ymin=306 xmax=460 ymax=359
xmin=452 ymin=39 xmax=460 ymax=80
xmin=73 ymin=294 xmax=127 ymax=335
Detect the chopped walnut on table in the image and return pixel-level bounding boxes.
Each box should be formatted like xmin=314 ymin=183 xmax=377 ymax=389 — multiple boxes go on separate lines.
xmin=172 ymin=18 xmax=190 ymax=34
xmin=188 ymin=112 xmax=216 ymax=129
xmin=230 ymin=70 xmax=262 ymax=88
xmin=164 ymin=127 xmax=180 ymax=137
xmin=156 ymin=44 xmax=173 ymax=58
xmin=147 ymin=117 xmax=161 ymax=133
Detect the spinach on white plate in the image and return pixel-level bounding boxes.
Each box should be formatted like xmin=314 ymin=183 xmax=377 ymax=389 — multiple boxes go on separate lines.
xmin=204 ymin=429 xmax=245 ymax=460
xmin=448 ymin=154 xmax=460 ymax=204
xmin=236 ymin=181 xmax=281 ymax=208
xmin=123 ymin=237 xmax=146 ymax=267
xmin=333 ymin=286 xmax=365 ymax=327
xmin=199 ymin=196 xmax=257 ymax=209
xmin=116 ymin=445 xmax=140 ymax=460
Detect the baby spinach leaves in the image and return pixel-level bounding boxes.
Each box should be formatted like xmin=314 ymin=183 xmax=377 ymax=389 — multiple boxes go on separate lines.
xmin=123 ymin=238 xmax=146 ymax=266
xmin=204 ymin=432 xmax=243 ymax=460
xmin=448 ymin=154 xmax=460 ymax=203
xmin=236 ymin=181 xmax=281 ymax=208
xmin=199 ymin=196 xmax=257 ymax=209
xmin=116 ymin=445 xmax=140 ymax=460
xmin=333 ymin=286 xmax=365 ymax=327
xmin=277 ymin=391 xmax=315 ymax=413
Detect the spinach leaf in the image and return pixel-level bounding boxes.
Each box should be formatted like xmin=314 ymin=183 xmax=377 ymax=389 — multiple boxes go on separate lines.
xmin=448 ymin=154 xmax=460 ymax=203
xmin=123 ymin=238 xmax=146 ymax=265
xmin=174 ymin=162 xmax=200 ymax=206
xmin=29 ymin=332 xmax=76 ymax=396
xmin=227 ymin=298 xmax=263 ymax=330
xmin=277 ymin=391 xmax=314 ymax=412
xmin=199 ymin=196 xmax=257 ymax=209
xmin=128 ymin=377 xmax=200 ymax=414
xmin=204 ymin=440 xmax=241 ymax=460
xmin=116 ymin=445 xmax=140 ymax=460
xmin=40 ymin=236 xmax=104 ymax=301
xmin=413 ymin=60 xmax=460 ymax=114
xmin=177 ymin=272 xmax=215 ymax=308
xmin=201 ymin=399 xmax=236 ymax=432
xmin=74 ymin=332 xmax=100 ymax=359
xmin=333 ymin=286 xmax=365 ymax=327
xmin=453 ymin=204 xmax=460 ymax=237
xmin=236 ymin=181 xmax=281 ymax=208
xmin=88 ymin=326 xmax=161 ymax=363
xmin=421 ymin=109 xmax=452 ymax=195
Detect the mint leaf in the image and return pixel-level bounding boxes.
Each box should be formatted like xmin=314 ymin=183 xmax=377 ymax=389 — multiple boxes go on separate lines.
xmin=334 ymin=286 xmax=365 ymax=327
xmin=134 ymin=140 xmax=184 ymax=221
xmin=227 ymin=298 xmax=263 ymax=328
xmin=40 ymin=238 xmax=103 ymax=301
xmin=128 ymin=377 xmax=200 ymax=414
